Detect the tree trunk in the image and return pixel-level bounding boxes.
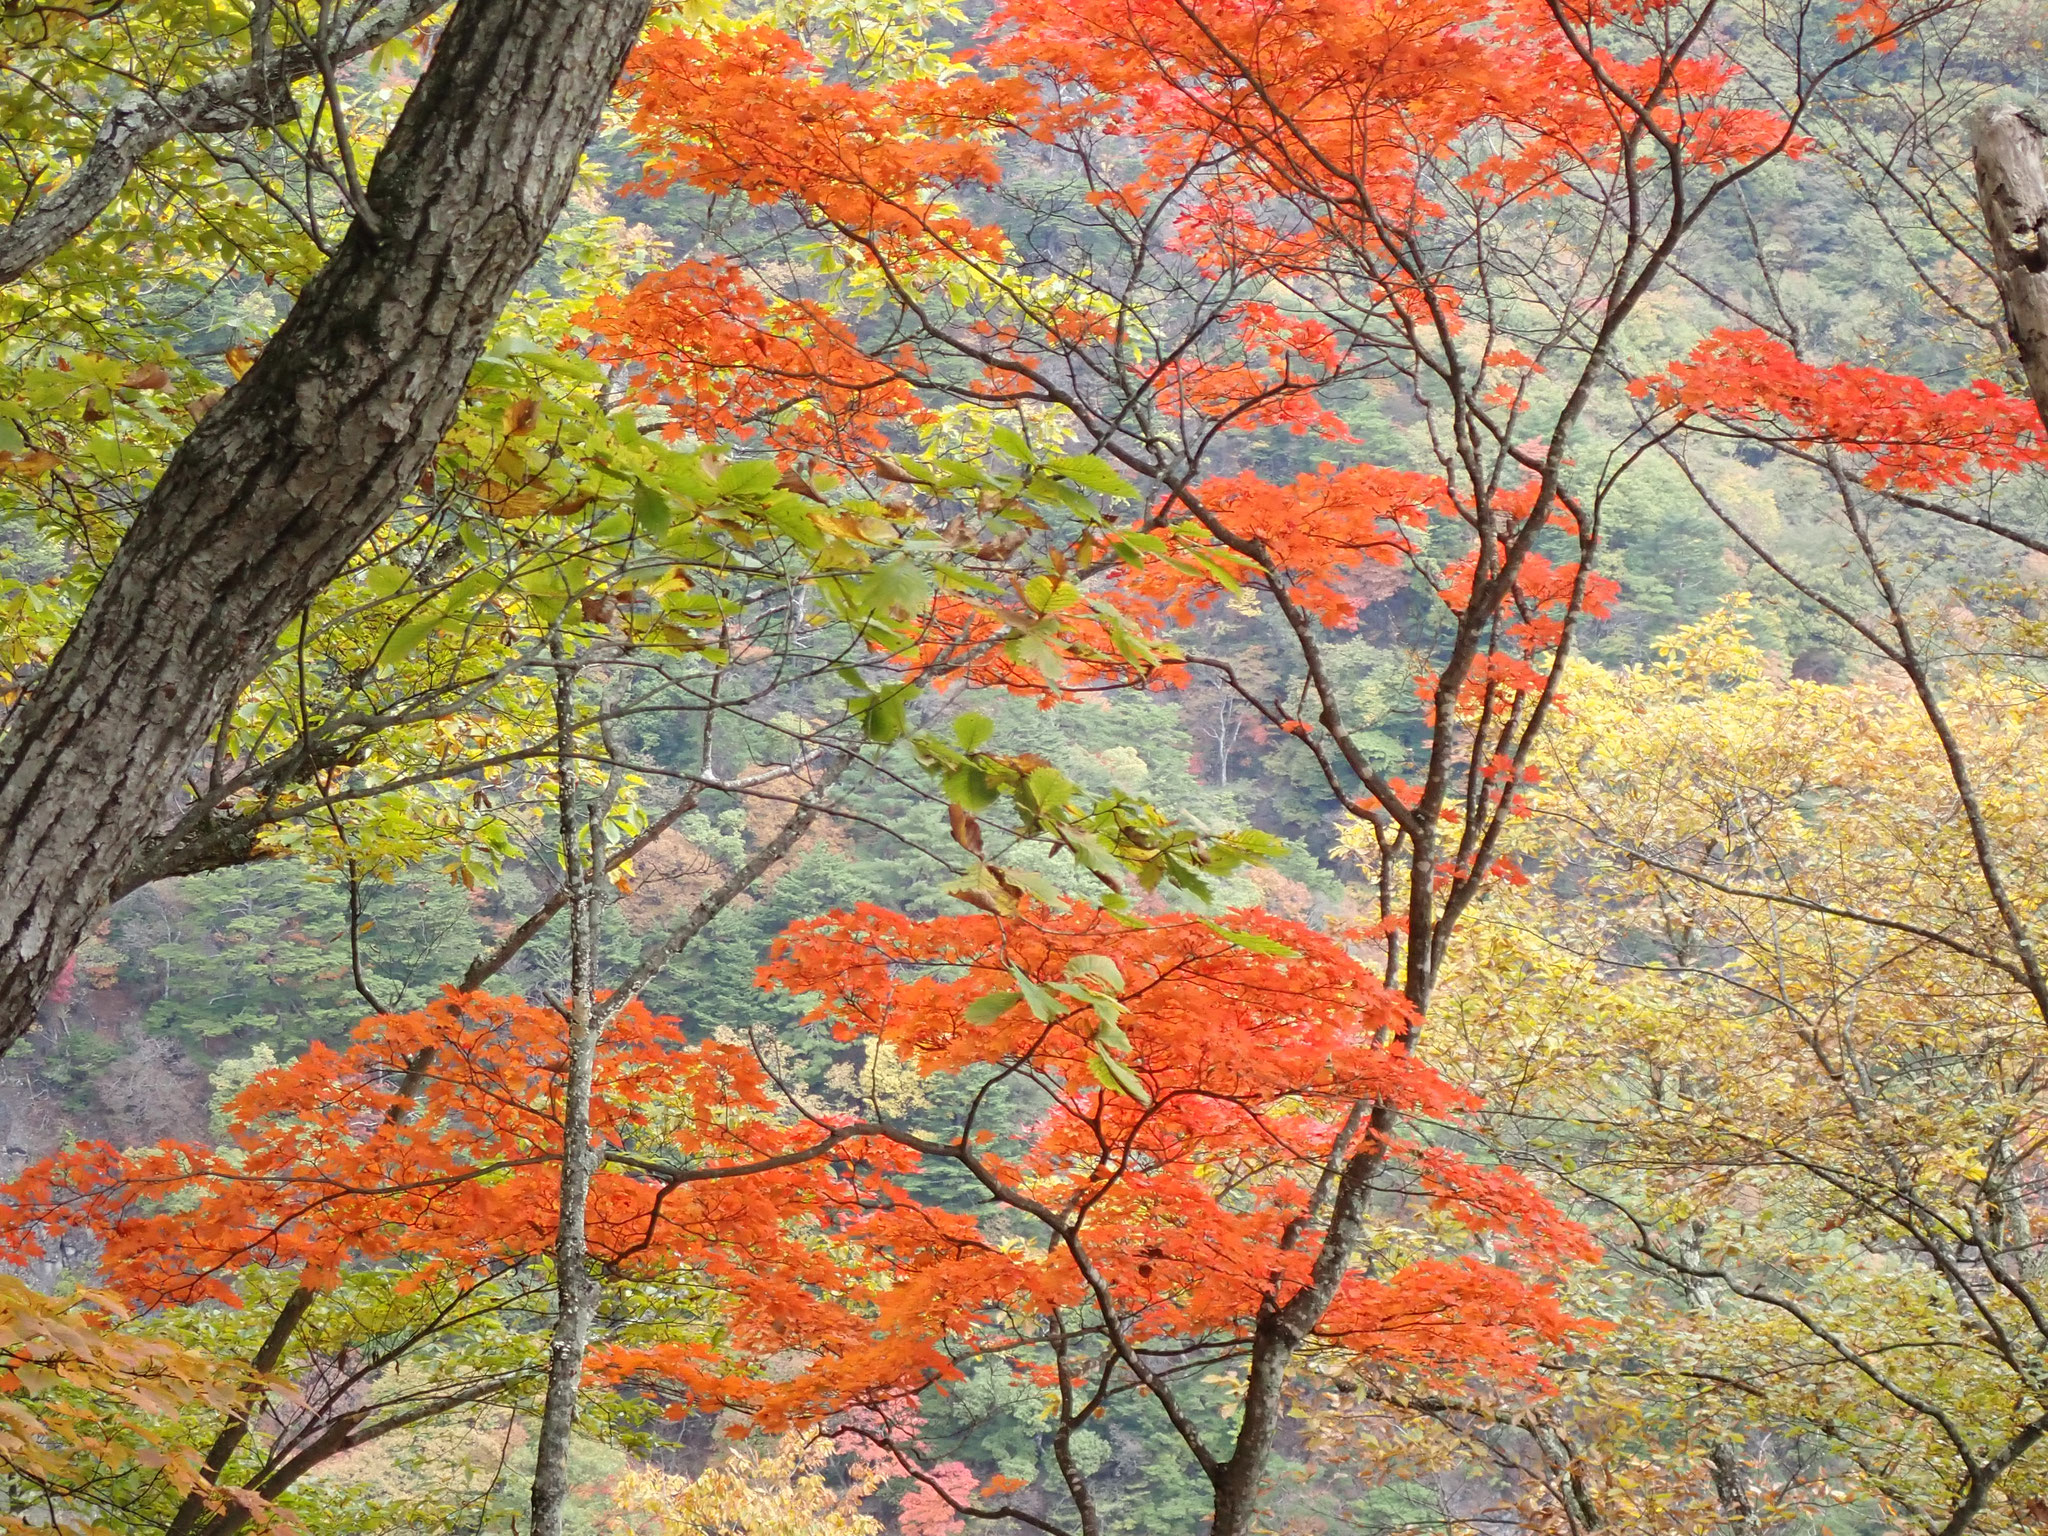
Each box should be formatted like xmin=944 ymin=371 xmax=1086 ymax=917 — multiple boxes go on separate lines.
xmin=0 ymin=0 xmax=652 ymax=1053
xmin=1973 ymin=105 xmax=2048 ymax=432
xmin=527 ymin=927 xmax=603 ymax=1536
xmin=529 ymin=656 xmax=607 ymax=1536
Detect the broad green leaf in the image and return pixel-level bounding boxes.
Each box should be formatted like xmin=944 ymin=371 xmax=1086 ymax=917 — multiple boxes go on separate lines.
xmin=1065 ymin=953 xmax=1124 ymax=993
xmin=1089 ymin=1045 xmax=1151 ymax=1104
xmin=716 ymin=459 xmax=782 ymax=497
xmin=363 ymin=564 xmax=409 ymax=600
xmin=1007 ymin=964 xmax=1062 ymax=1023
xmin=964 ymin=990 xmax=1023 ymax=1026
xmin=1047 ymin=453 xmax=1139 ymax=498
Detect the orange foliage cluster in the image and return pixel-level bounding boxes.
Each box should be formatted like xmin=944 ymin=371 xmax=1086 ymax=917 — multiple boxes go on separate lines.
xmin=976 ymin=0 xmax=1803 ymax=234
xmin=1185 ymin=463 xmax=1445 ymax=626
xmin=741 ymin=903 xmax=1597 ymax=1409
xmin=1413 ymin=533 xmax=1617 ymax=737
xmin=579 ymin=0 xmax=1778 ymax=713
xmin=622 ymin=27 xmax=1025 ymax=259
xmin=584 ymin=257 xmax=934 ymax=456
xmin=902 ymin=591 xmax=1193 ymax=703
xmin=1633 ymin=329 xmax=2048 ymax=491
xmin=0 ymin=906 xmax=1594 ymax=1433
xmin=596 ymin=0 xmax=1803 ymax=446
xmin=0 ymin=996 xmax=876 ymax=1307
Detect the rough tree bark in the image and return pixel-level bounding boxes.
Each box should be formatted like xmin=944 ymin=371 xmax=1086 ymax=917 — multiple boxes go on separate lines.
xmin=0 ymin=0 xmax=653 ymax=1054
xmin=1973 ymin=105 xmax=2048 ymax=431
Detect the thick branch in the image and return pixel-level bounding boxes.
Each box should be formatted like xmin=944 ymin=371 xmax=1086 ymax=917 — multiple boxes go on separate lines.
xmin=0 ymin=0 xmax=445 ymax=284
xmin=1972 ymin=106 xmax=2048 ymax=430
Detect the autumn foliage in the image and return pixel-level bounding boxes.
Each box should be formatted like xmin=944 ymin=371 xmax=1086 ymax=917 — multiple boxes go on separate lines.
xmin=13 ymin=0 xmax=2022 ymax=1523
xmin=0 ymin=905 xmax=1591 ymax=1448
xmin=1634 ymin=328 xmax=2048 ymax=491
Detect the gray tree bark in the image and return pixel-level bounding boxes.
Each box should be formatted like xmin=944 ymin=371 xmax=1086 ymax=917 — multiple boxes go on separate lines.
xmin=527 ymin=666 xmax=606 ymax=1536
xmin=1973 ymin=105 xmax=2048 ymax=432
xmin=0 ymin=0 xmax=653 ymax=1054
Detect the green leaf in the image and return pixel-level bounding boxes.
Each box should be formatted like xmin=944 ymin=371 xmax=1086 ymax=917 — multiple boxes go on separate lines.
xmin=363 ymin=564 xmax=409 ymax=600
xmin=632 ymin=483 xmax=672 ymax=540
xmin=1064 ymin=953 xmax=1124 ymax=993
xmin=953 ymin=712 xmax=995 ymax=752
xmin=717 ymin=459 xmax=782 ymax=497
xmin=382 ymin=616 xmax=439 ymax=665
xmin=851 ymin=682 xmax=918 ymax=744
xmin=1022 ymin=574 xmax=1083 ymax=614
xmin=1197 ymin=919 xmax=1301 ymax=958
xmin=942 ymin=764 xmax=1001 ymax=812
xmin=1047 ymin=454 xmax=1140 ymax=498
xmin=1007 ymin=964 xmax=1062 ymax=1023
xmin=856 ymin=557 xmax=933 ymax=617
xmin=1110 ymin=531 xmax=1168 ymax=564
xmin=964 ymin=990 xmax=1023 ymax=1026
xmin=1089 ymin=1045 xmax=1151 ymax=1104
xmin=999 ymin=867 xmax=1066 ymax=906
xmin=1024 ymin=767 xmax=1076 ymax=813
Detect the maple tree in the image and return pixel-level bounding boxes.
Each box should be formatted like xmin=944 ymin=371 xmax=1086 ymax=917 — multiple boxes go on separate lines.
xmin=0 ymin=901 xmax=1594 ymax=1534
xmin=582 ymin=0 xmax=1964 ymax=1029
xmin=565 ymin=0 xmax=1960 ymax=1521
xmin=1293 ymin=12 xmax=2048 ymax=1512
xmin=7 ymin=0 xmax=2041 ymax=1529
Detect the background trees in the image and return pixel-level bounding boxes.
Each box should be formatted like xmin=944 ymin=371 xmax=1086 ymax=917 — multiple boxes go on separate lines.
xmin=1420 ymin=611 xmax=2048 ymax=1532
xmin=6 ymin=0 xmax=2048 ymax=1531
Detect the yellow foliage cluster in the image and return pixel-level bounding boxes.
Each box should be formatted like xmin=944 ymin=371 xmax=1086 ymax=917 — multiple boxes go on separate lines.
xmin=600 ymin=1435 xmax=881 ymax=1536
xmin=1333 ymin=603 xmax=2048 ymax=1533
xmin=0 ymin=1277 xmax=240 ymax=1536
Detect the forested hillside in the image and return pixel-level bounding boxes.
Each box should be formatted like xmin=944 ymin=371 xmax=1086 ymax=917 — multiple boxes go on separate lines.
xmin=2 ymin=0 xmax=2046 ymax=1531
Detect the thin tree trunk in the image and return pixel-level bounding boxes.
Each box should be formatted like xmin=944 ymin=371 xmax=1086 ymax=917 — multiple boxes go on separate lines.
xmin=1973 ymin=105 xmax=2048 ymax=431
xmin=0 ymin=0 xmax=651 ymax=1053
xmin=529 ymin=657 xmax=607 ymax=1536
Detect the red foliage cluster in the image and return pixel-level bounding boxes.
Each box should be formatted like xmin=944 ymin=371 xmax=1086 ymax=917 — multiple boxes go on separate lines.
xmin=623 ymin=26 xmax=1024 ymax=259
xmin=575 ymin=0 xmax=1757 ymax=721
xmin=1634 ymin=329 xmax=2048 ymax=491
xmin=730 ymin=903 xmax=1596 ymax=1420
xmin=586 ymin=257 xmax=934 ymax=456
xmin=977 ymin=0 xmax=1803 ymax=217
xmin=1184 ymin=463 xmax=1445 ymax=626
xmin=0 ymin=996 xmax=878 ymax=1307
xmin=0 ymin=905 xmax=1594 ymax=1431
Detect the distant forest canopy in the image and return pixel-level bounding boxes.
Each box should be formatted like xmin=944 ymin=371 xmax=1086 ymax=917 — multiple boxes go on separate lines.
xmin=1 ymin=0 xmax=2047 ymax=1533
